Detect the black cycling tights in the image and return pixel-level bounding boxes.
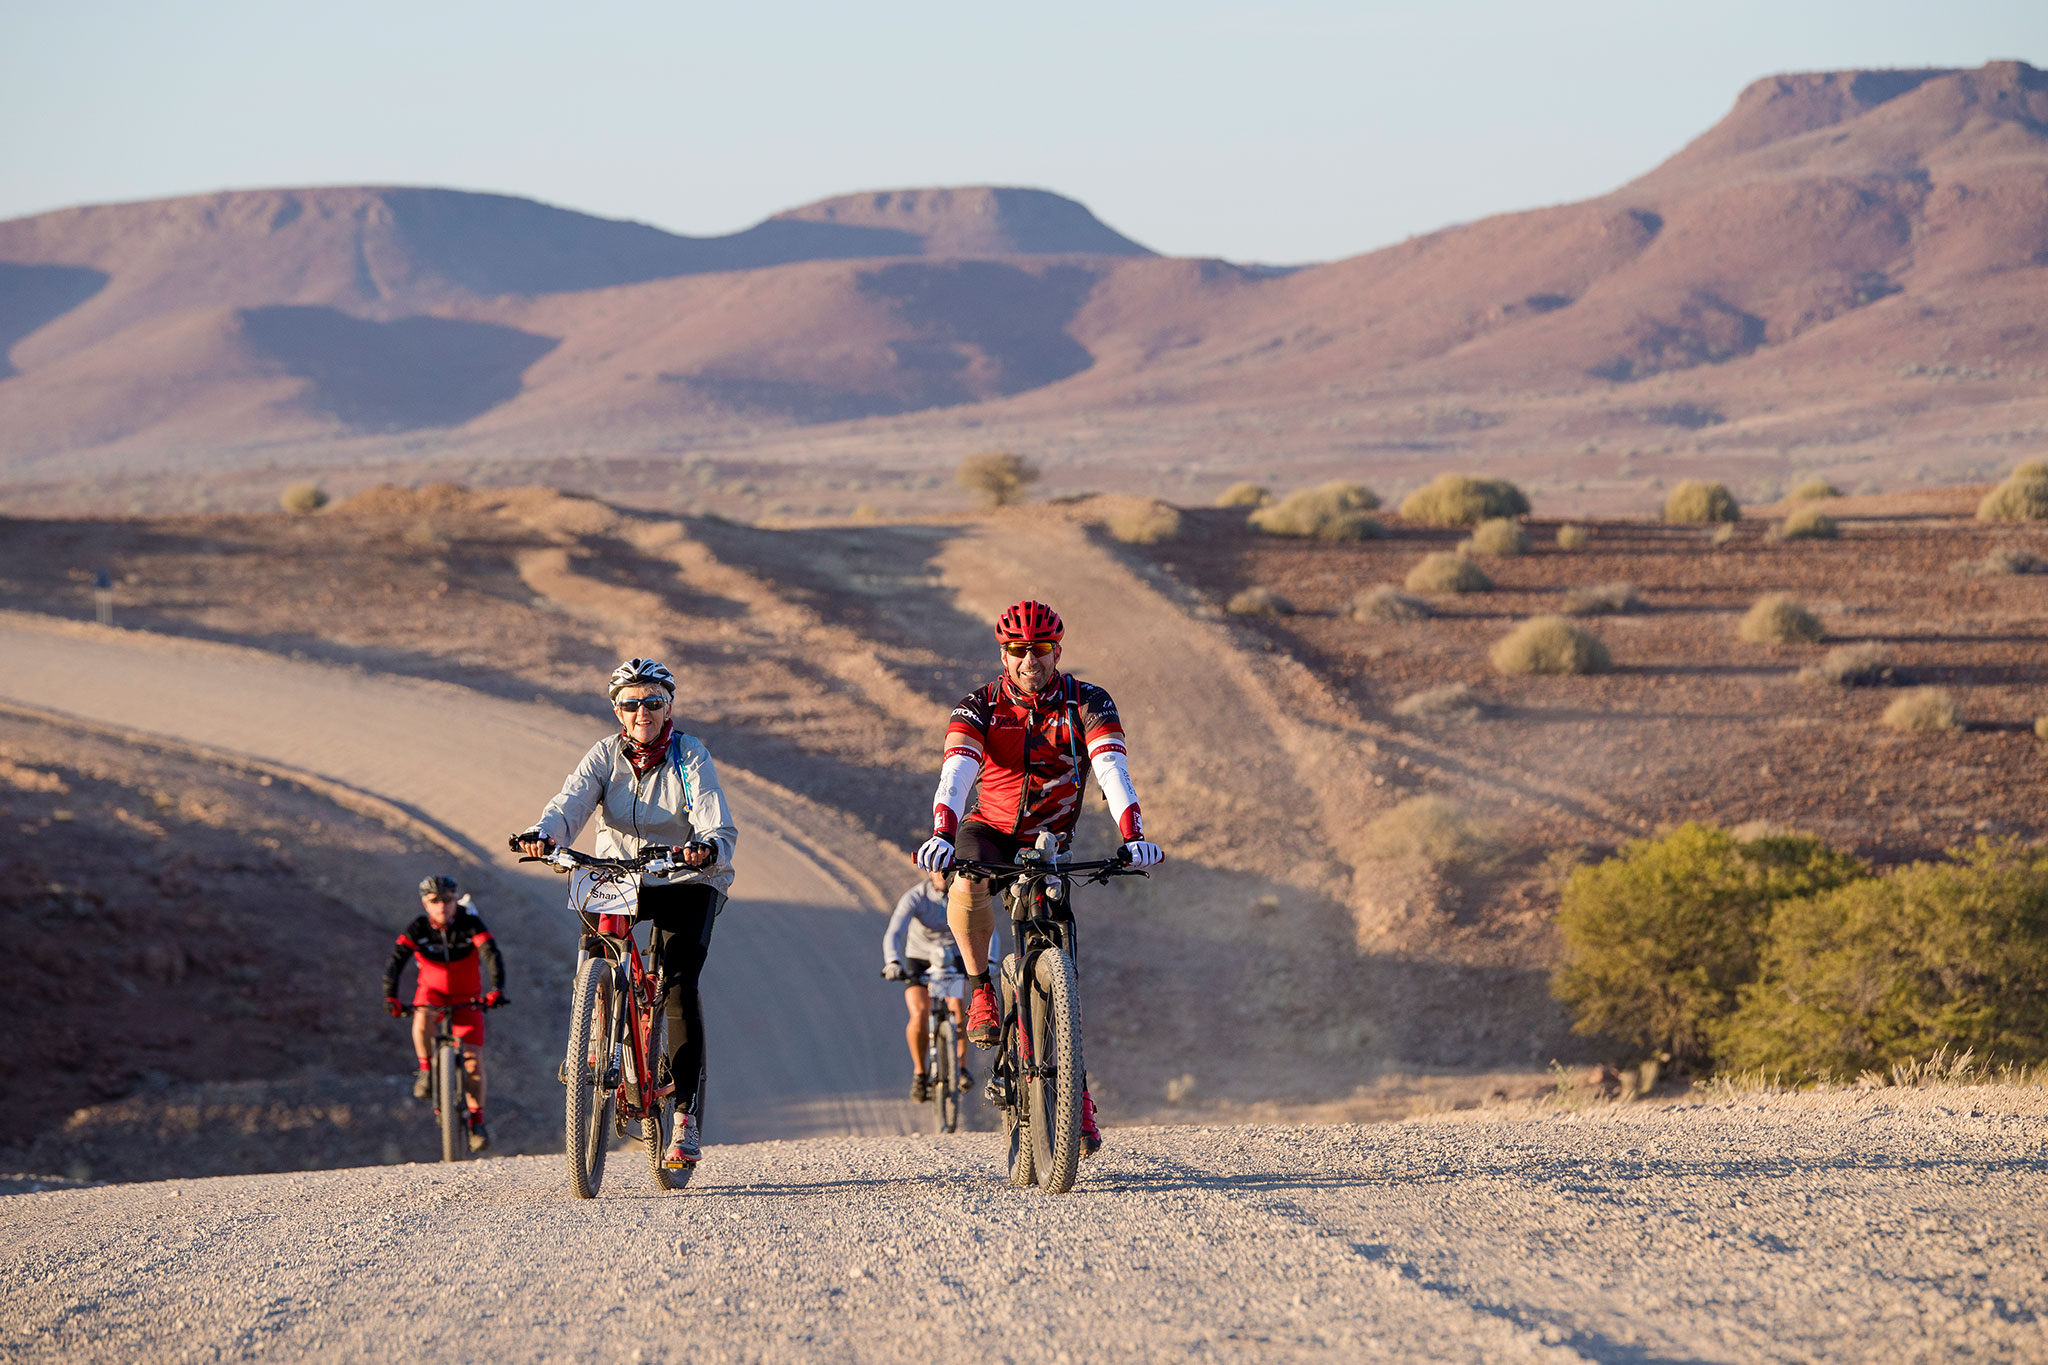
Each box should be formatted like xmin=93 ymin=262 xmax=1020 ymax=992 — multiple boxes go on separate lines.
xmin=638 ymin=882 xmax=723 ymax=1119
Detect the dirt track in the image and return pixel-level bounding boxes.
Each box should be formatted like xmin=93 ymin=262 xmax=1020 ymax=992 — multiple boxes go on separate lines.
xmin=4 ymin=1088 xmax=2044 ymax=1363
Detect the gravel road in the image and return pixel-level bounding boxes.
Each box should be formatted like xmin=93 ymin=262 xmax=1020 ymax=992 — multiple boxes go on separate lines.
xmin=4 ymin=1088 xmax=2044 ymax=1363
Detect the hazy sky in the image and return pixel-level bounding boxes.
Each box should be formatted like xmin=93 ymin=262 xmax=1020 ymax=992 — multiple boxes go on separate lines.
xmin=3 ymin=1 xmax=2043 ymax=263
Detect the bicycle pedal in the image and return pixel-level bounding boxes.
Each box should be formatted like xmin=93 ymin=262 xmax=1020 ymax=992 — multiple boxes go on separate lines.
xmin=984 ymin=1075 xmax=1014 ymax=1107
xmin=601 ymin=1066 xmax=622 ymax=1090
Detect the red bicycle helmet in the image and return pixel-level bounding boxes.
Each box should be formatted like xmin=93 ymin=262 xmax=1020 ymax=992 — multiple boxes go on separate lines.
xmin=994 ymin=599 xmax=1064 ymax=644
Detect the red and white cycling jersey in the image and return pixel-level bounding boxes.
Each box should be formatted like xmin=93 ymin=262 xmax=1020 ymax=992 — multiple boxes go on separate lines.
xmin=935 ymin=673 xmax=1143 ymax=843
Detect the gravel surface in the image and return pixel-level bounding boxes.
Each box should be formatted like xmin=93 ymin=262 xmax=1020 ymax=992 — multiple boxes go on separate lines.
xmin=4 ymin=1088 xmax=2043 ymax=1363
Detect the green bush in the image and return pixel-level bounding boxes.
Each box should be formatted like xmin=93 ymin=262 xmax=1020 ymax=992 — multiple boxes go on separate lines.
xmin=957 ymin=451 xmax=1040 ymax=507
xmin=1790 ymin=477 xmax=1841 ymax=500
xmin=1976 ymin=470 xmax=2048 ymax=522
xmin=1216 ymin=482 xmax=1270 ymax=508
xmin=1362 ymin=794 xmax=1495 ymax=867
xmin=1398 ymin=473 xmax=1530 ymax=527
xmin=1552 ymin=823 xmax=1867 ymax=1069
xmin=280 ymin=481 xmax=329 ymax=515
xmin=1404 ymin=552 xmax=1490 ymax=593
xmin=1490 ymin=615 xmax=1610 ymax=675
xmin=1555 ymin=523 xmax=1591 ymax=550
xmin=1716 ymin=840 xmax=2048 ymax=1079
xmin=1248 ymin=481 xmax=1382 ymax=540
xmin=1776 ymin=506 xmax=1838 ymax=540
xmin=1460 ymin=517 xmax=1528 ymax=556
xmin=1664 ymin=480 xmax=1740 ymax=524
xmin=1738 ymin=593 xmax=1822 ymax=645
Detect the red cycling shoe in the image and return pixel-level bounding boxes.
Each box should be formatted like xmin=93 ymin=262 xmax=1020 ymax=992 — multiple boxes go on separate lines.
xmin=966 ymin=983 xmax=1001 ymax=1049
xmin=1080 ymin=1088 xmax=1102 ymax=1158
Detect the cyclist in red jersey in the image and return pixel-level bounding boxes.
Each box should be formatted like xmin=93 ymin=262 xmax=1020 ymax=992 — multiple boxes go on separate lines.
xmin=383 ymin=875 xmax=506 ymax=1151
xmin=915 ymin=599 xmax=1164 ymax=1156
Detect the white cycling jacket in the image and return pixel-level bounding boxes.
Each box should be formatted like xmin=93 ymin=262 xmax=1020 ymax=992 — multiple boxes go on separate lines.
xmin=528 ymin=731 xmax=737 ymax=894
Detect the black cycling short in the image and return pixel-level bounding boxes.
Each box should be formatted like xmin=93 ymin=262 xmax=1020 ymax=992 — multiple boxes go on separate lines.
xmin=901 ymin=953 xmax=963 ymax=986
xmin=954 ymin=820 xmax=1032 ymax=881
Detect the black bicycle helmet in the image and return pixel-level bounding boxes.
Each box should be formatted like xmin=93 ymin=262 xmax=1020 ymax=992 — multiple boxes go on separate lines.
xmin=419 ymin=874 xmax=460 ymax=900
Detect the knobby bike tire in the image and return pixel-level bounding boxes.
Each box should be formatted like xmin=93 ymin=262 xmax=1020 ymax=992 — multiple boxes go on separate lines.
xmin=1000 ymin=953 xmax=1035 ymax=1188
xmin=564 ymin=959 xmax=614 ymax=1199
xmin=641 ymin=1010 xmax=682 ymax=1191
xmin=934 ymin=1014 xmax=960 ymax=1135
xmin=435 ymin=1041 xmax=464 ymax=1163
xmin=1026 ymin=947 xmax=1083 ymax=1194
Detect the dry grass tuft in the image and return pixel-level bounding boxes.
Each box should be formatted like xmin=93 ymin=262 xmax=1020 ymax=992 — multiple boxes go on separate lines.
xmin=1216 ymin=482 xmax=1270 ymax=509
xmin=280 ymin=482 xmax=329 ymax=515
xmin=1976 ymin=464 xmax=2048 ymax=522
xmin=1459 ymin=517 xmax=1528 ymax=556
xmin=1362 ymin=794 xmax=1497 ymax=867
xmin=1797 ymin=642 xmax=1897 ymax=687
xmin=958 ymin=451 xmax=1040 ymax=507
xmin=1350 ymin=585 xmax=1431 ymax=621
xmin=1555 ymin=523 xmax=1591 ymax=550
xmin=1952 ymin=545 xmax=2044 ymax=575
xmin=1393 ymin=683 xmax=1484 ymax=721
xmin=1882 ymin=687 xmax=1961 ymax=732
xmin=1095 ymin=496 xmax=1183 ymax=545
xmin=1562 ymin=581 xmax=1640 ymax=616
xmin=1776 ymin=506 xmax=1839 ymax=540
xmin=1738 ymin=593 xmax=1823 ymax=645
xmin=1226 ymin=585 xmax=1294 ymax=616
xmin=1711 ymin=522 xmax=1738 ymax=547
xmin=1405 ymin=552 xmax=1491 ymax=593
xmin=1398 ymin=473 xmax=1530 ymax=527
xmin=1664 ymin=480 xmax=1740 ymax=524
xmin=1490 ymin=615 xmax=1611 ymax=675
xmin=1789 ymin=477 xmax=1841 ymax=500
xmin=1248 ymin=481 xmax=1382 ymax=540
xmin=2036 ymin=716 xmax=2048 ymax=742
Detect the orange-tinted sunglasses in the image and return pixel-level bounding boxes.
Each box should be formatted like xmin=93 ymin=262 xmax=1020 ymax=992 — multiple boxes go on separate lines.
xmin=1002 ymin=641 xmax=1056 ymax=658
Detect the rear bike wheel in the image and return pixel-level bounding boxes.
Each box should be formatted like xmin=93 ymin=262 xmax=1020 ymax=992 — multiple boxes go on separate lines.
xmin=1025 ymin=947 xmax=1083 ymax=1194
xmin=999 ymin=954 xmax=1034 ymax=1188
xmin=564 ymin=958 xmax=615 ymax=1199
xmin=933 ymin=1013 xmax=959 ymax=1135
xmin=640 ymin=1010 xmax=683 ymax=1191
xmin=434 ymin=1040 xmax=464 ymax=1163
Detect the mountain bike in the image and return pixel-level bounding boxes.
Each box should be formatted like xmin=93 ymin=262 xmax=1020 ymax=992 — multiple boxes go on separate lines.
xmin=884 ymin=962 xmax=970 ymax=1134
xmin=396 ymin=997 xmax=497 ymax=1163
xmin=514 ymin=841 xmax=690 ymax=1199
xmin=955 ymin=837 xmax=1148 ymax=1194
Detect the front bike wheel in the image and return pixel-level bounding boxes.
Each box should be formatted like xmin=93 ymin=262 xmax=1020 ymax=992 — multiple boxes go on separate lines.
xmin=999 ymin=954 xmax=1035 ymax=1188
xmin=933 ymin=1013 xmax=959 ymax=1135
xmin=435 ymin=1041 xmax=464 ymax=1163
xmin=1025 ymin=947 xmax=1083 ymax=1194
xmin=564 ymin=958 xmax=615 ymax=1199
xmin=640 ymin=1010 xmax=683 ymax=1191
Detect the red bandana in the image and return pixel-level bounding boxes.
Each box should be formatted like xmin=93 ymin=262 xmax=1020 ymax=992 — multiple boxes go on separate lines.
xmin=623 ymin=721 xmax=674 ymax=776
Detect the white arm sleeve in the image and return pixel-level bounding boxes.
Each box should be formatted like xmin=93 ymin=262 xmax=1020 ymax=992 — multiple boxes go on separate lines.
xmin=932 ymin=749 xmax=980 ymax=830
xmin=1089 ymin=747 xmax=1140 ymax=829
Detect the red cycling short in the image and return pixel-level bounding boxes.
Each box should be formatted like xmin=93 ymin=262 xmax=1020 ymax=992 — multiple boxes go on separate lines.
xmin=413 ymin=986 xmax=485 ymax=1047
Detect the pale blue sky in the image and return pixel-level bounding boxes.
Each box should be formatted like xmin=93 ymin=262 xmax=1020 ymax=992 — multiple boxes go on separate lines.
xmin=3 ymin=1 xmax=2043 ymax=263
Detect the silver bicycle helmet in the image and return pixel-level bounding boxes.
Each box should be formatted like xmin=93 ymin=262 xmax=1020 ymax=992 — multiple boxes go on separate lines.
xmin=608 ymin=657 xmax=676 ymax=699
xmin=419 ymin=874 xmax=460 ymax=899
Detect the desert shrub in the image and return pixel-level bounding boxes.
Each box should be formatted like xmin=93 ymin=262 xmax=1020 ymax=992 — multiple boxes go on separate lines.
xmin=1711 ymin=522 xmax=1737 ymax=547
xmin=1216 ymin=482 xmax=1270 ymax=508
xmin=1790 ymin=477 xmax=1841 ymax=500
xmin=2037 ymin=715 xmax=2048 ymax=742
xmin=1976 ymin=466 xmax=2048 ymax=522
xmin=1953 ymin=545 xmax=2043 ymax=575
xmin=1551 ymin=823 xmax=1867 ymax=1069
xmin=1398 ymin=473 xmax=1530 ymax=527
xmin=1350 ymin=585 xmax=1430 ymax=621
xmin=1404 ymin=552 xmax=1490 ymax=593
xmin=1226 ymin=586 xmax=1294 ymax=616
xmin=280 ymin=481 xmax=329 ymax=515
xmin=1459 ymin=517 xmax=1528 ymax=557
xmin=1881 ymin=687 xmax=1960 ymax=732
xmin=957 ymin=451 xmax=1040 ymax=508
xmin=1664 ymin=480 xmax=1740 ymax=524
xmin=1248 ymin=481 xmax=1383 ymax=540
xmin=1716 ymin=840 xmax=2048 ymax=1078
xmin=1362 ymin=794 xmax=1495 ymax=867
xmin=1490 ymin=615 xmax=1610 ymax=675
xmin=1392 ymin=683 xmax=1483 ymax=721
xmin=1776 ymin=506 xmax=1838 ymax=540
xmin=1555 ymin=523 xmax=1591 ymax=550
xmin=1096 ymin=496 xmax=1182 ymax=545
xmin=1562 ymin=581 xmax=1640 ymax=616
xmin=1797 ymin=642 xmax=1896 ymax=687
xmin=1738 ymin=593 xmax=1822 ymax=645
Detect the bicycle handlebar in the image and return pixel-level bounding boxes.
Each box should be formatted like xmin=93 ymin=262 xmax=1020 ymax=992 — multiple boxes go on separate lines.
xmin=950 ymin=854 xmax=1150 ymax=885
xmin=396 ymin=997 xmax=502 ymax=1015
xmin=510 ymin=840 xmax=681 ymax=878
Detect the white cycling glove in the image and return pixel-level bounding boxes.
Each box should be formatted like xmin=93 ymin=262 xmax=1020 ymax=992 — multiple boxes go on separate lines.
xmin=1121 ymin=840 xmax=1164 ymax=868
xmin=916 ymin=836 xmax=956 ymax=871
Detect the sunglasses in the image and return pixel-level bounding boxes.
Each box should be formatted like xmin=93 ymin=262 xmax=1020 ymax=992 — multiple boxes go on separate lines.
xmin=1002 ymin=641 xmax=1056 ymax=658
xmin=614 ymin=696 xmax=668 ymax=713
xmin=424 ymin=895 xmax=456 ymax=904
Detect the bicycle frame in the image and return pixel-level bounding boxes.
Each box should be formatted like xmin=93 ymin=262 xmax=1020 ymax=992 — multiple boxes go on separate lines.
xmin=575 ymin=907 xmax=672 ymax=1125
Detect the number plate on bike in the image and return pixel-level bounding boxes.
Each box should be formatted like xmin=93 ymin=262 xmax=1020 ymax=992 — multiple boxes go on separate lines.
xmin=928 ymin=973 xmax=968 ymax=1000
xmin=568 ymin=868 xmax=639 ymax=919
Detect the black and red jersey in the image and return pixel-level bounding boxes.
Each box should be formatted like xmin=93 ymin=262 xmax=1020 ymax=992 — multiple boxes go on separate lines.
xmin=944 ymin=674 xmax=1126 ymax=840
xmin=382 ymin=910 xmax=505 ymax=1003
